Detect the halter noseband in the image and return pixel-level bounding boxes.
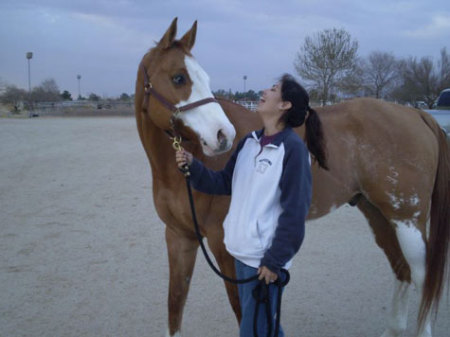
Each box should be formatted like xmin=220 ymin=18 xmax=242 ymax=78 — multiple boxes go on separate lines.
xmin=140 ymin=64 xmax=218 ymax=120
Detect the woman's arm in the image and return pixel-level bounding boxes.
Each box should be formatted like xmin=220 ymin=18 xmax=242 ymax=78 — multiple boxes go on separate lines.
xmin=175 ymin=135 xmax=249 ymax=195
xmin=260 ymin=139 xmax=312 ymax=275
xmin=187 ymin=154 xmax=237 ymax=195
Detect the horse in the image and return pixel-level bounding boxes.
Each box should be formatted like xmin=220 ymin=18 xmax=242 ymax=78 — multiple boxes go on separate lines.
xmin=135 ymin=18 xmax=449 ymax=337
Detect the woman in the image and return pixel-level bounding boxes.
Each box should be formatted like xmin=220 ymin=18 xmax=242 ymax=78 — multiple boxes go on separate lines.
xmin=176 ymin=74 xmax=327 ymax=336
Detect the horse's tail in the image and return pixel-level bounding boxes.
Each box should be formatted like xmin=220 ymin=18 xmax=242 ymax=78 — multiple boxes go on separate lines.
xmin=418 ymin=110 xmax=450 ymax=328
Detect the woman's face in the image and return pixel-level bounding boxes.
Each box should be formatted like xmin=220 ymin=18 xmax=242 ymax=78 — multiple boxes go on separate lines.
xmin=257 ymin=83 xmax=283 ymax=116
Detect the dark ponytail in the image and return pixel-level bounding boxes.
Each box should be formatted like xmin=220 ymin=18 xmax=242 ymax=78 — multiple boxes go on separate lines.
xmin=279 ymin=74 xmax=328 ymax=170
xmin=305 ymin=107 xmax=328 ymax=170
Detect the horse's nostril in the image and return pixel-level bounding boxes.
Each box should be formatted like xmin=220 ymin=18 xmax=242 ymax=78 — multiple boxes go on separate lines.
xmin=217 ymin=129 xmax=227 ymax=150
xmin=217 ymin=129 xmax=226 ymax=143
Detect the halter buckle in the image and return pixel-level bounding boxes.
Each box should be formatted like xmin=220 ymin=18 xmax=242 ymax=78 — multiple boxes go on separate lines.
xmin=172 ymin=136 xmax=183 ymax=151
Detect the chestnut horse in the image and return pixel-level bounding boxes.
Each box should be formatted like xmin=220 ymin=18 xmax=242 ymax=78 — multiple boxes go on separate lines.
xmin=135 ymin=18 xmax=449 ymax=337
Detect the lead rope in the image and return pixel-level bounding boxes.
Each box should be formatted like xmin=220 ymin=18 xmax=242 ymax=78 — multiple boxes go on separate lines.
xmin=172 ymin=137 xmax=290 ymax=336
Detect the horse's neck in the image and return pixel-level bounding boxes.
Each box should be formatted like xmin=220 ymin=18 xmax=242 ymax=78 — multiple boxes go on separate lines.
xmin=144 ymin=121 xmax=179 ymax=179
xmin=144 ymin=119 xmax=203 ymax=183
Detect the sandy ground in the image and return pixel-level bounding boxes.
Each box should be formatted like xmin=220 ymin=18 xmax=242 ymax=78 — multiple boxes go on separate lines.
xmin=0 ymin=117 xmax=448 ymax=337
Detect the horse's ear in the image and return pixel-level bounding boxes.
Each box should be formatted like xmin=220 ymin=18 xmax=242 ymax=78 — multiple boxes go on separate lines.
xmin=159 ymin=17 xmax=178 ymax=49
xmin=180 ymin=20 xmax=197 ymax=51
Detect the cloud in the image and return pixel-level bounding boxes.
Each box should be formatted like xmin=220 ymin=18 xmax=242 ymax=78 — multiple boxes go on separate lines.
xmin=402 ymin=13 xmax=450 ymax=39
xmin=1 ymin=0 xmax=449 ymax=96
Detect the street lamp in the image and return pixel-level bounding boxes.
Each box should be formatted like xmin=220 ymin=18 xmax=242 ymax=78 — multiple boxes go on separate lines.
xmin=243 ymin=75 xmax=247 ymax=92
xmin=26 ymin=52 xmax=33 ymax=93
xmin=77 ymin=74 xmax=81 ymax=99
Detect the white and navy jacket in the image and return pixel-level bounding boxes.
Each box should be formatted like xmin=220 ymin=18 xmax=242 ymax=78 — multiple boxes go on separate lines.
xmin=189 ymin=127 xmax=312 ymax=274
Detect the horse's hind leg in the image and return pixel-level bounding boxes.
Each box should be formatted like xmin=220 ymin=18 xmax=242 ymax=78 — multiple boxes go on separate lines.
xmin=357 ymin=197 xmax=412 ymax=337
xmin=165 ymin=226 xmax=199 ymax=337
xmin=393 ymin=219 xmax=431 ymax=337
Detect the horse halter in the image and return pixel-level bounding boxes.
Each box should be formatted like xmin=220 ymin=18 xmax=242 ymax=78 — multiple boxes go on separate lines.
xmin=140 ymin=63 xmax=218 ymax=123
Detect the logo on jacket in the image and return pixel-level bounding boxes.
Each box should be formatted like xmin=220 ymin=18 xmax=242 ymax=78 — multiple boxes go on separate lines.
xmin=256 ymin=158 xmax=272 ymax=174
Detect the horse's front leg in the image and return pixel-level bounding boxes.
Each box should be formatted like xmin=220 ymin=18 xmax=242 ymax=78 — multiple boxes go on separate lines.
xmin=165 ymin=225 xmax=199 ymax=337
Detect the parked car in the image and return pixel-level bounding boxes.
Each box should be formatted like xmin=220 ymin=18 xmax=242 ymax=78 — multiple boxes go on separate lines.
xmin=436 ymin=88 xmax=450 ymax=108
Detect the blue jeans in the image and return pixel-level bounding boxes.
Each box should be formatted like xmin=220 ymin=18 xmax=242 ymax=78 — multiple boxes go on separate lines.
xmin=235 ymin=259 xmax=285 ymax=337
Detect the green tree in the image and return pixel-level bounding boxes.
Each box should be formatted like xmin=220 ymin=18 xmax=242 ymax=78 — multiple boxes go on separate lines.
xmin=88 ymin=93 xmax=101 ymax=101
xmin=233 ymin=90 xmax=259 ymax=101
xmin=61 ymin=90 xmax=73 ymax=101
xmin=119 ymin=93 xmax=130 ymax=101
xmin=213 ymin=89 xmax=233 ymax=99
xmin=213 ymin=89 xmax=259 ymax=101
xmin=294 ymin=28 xmax=359 ymax=105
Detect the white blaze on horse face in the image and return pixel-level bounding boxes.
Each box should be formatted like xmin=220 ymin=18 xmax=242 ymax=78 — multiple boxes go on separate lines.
xmin=177 ymin=56 xmax=236 ymax=156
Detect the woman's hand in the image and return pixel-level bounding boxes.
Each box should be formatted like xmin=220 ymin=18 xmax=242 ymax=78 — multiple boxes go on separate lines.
xmin=258 ymin=266 xmax=278 ymax=285
xmin=175 ymin=149 xmax=193 ymax=169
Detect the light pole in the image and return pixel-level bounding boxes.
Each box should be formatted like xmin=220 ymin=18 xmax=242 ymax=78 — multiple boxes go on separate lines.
xmin=77 ymin=74 xmax=81 ymax=99
xmin=26 ymin=52 xmax=33 ymax=93
xmin=243 ymin=75 xmax=247 ymax=92
xmin=26 ymin=52 xmax=33 ymax=116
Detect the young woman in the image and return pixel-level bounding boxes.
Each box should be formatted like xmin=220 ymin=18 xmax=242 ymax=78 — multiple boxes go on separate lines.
xmin=176 ymin=74 xmax=327 ymax=337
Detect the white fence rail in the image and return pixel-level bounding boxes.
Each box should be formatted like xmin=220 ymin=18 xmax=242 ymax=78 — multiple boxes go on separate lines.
xmin=236 ymin=100 xmax=258 ymax=111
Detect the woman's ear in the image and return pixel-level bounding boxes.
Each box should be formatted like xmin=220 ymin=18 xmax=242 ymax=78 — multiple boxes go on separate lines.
xmin=279 ymin=101 xmax=292 ymax=111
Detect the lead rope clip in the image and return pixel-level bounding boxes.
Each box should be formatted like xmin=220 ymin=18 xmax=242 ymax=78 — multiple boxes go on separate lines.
xmin=172 ymin=136 xmax=190 ymax=177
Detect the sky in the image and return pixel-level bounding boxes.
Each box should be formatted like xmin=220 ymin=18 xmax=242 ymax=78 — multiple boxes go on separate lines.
xmin=0 ymin=0 xmax=449 ymax=98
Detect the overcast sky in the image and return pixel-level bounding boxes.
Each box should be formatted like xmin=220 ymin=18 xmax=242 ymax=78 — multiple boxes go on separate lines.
xmin=0 ymin=0 xmax=449 ymax=98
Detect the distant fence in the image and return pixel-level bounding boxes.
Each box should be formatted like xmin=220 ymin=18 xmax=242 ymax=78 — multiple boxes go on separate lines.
xmin=35 ymin=99 xmax=257 ymax=113
xmin=30 ymin=100 xmax=134 ymax=117
xmin=236 ymin=100 xmax=258 ymax=111
xmin=35 ymin=100 xmax=133 ymax=110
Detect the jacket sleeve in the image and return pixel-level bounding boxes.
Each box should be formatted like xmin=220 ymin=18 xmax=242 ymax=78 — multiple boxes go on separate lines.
xmin=260 ymin=140 xmax=312 ymax=275
xmin=188 ymin=136 xmax=248 ymax=195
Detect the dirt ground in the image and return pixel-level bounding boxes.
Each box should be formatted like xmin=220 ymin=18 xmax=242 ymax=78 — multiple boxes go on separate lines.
xmin=0 ymin=117 xmax=448 ymax=337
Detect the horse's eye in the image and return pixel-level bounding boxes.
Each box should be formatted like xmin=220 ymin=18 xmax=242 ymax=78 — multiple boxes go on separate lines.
xmin=172 ymin=74 xmax=186 ymax=86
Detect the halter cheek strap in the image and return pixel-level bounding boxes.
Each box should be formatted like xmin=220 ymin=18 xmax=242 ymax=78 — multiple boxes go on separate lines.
xmin=140 ymin=64 xmax=218 ymax=116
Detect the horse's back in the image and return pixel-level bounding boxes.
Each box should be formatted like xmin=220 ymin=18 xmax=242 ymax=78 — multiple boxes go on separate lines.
xmin=319 ymin=97 xmax=438 ymax=168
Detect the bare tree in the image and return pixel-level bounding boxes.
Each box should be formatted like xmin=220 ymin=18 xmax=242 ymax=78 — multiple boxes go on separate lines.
xmin=0 ymin=85 xmax=28 ymax=112
xmin=393 ymin=48 xmax=450 ymax=108
xmin=294 ymin=28 xmax=359 ymax=105
xmin=438 ymin=47 xmax=450 ymax=89
xmin=363 ymin=52 xmax=399 ymax=99
xmin=30 ymin=78 xmax=62 ymax=102
xmin=0 ymin=77 xmax=6 ymax=95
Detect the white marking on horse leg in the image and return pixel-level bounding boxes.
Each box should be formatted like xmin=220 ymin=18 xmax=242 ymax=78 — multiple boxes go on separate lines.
xmin=387 ymin=193 xmax=403 ymax=210
xmin=394 ymin=221 xmax=432 ymax=337
xmin=166 ymin=328 xmax=182 ymax=337
xmin=394 ymin=221 xmax=426 ymax=287
xmin=417 ymin=321 xmax=432 ymax=337
xmin=178 ymin=56 xmax=236 ymax=155
xmin=380 ymin=279 xmax=410 ymax=337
